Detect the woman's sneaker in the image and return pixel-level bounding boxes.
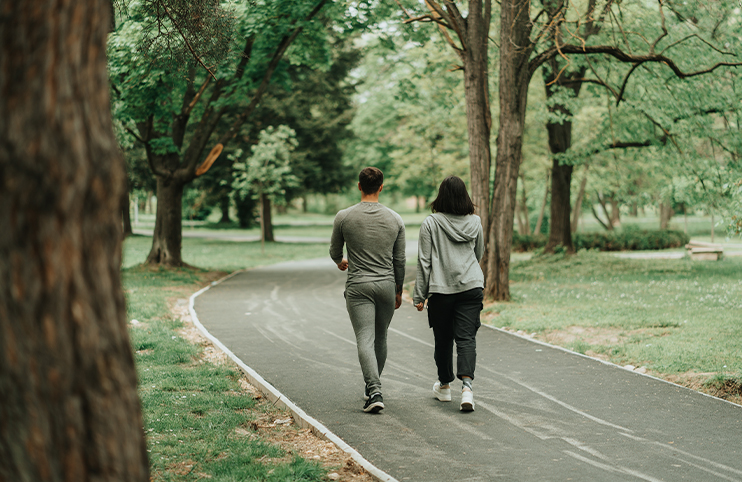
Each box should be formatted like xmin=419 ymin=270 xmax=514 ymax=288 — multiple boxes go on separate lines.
xmin=433 ymin=381 xmax=452 ymax=402
xmin=363 ymin=393 xmax=384 ymax=413
xmin=363 ymin=385 xmax=370 ymax=401
xmin=460 ymin=388 xmax=474 ymax=411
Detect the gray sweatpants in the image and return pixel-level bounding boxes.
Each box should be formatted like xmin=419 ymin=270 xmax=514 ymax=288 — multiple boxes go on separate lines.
xmin=345 ymin=279 xmax=396 ymax=396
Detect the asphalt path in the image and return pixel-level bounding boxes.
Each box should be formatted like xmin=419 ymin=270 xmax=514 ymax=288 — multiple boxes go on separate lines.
xmin=193 ymin=255 xmax=742 ymax=481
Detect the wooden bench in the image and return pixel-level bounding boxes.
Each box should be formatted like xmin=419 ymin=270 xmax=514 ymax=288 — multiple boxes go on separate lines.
xmin=685 ymin=241 xmax=724 ymax=261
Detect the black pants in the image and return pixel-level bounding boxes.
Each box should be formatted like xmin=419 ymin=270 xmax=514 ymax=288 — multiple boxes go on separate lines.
xmin=427 ymin=287 xmax=484 ymax=384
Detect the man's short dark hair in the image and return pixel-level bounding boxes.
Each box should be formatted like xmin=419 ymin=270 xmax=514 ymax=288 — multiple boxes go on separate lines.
xmin=359 ymin=167 xmax=384 ymax=195
xmin=430 ymin=176 xmax=476 ymax=215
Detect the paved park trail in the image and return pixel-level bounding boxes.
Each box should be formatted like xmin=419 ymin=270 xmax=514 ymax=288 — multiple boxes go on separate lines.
xmin=193 ymin=254 xmax=742 ymax=482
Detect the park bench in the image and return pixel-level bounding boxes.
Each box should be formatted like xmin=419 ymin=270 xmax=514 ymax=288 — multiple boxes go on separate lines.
xmin=685 ymin=241 xmax=724 ymax=261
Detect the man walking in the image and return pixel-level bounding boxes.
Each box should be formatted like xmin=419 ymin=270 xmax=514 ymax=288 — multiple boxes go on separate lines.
xmin=330 ymin=167 xmax=406 ymax=413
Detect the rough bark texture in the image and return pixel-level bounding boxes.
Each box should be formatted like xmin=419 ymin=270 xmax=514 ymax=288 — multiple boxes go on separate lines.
xmin=146 ymin=178 xmax=184 ymax=265
xmin=0 ymin=1 xmax=149 ymax=480
xmin=487 ymin=0 xmax=533 ymax=301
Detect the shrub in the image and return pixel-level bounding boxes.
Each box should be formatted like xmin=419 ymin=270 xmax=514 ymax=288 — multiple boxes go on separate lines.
xmin=511 ymin=229 xmax=690 ymax=252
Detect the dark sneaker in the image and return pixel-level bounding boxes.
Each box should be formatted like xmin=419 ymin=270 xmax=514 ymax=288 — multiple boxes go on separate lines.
xmin=363 ymin=393 xmax=384 ymax=413
xmin=363 ymin=385 xmax=370 ymax=401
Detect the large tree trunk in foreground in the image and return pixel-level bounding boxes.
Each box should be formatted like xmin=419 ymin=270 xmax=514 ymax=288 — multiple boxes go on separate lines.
xmin=0 ymin=2 xmax=148 ymax=480
xmin=147 ymin=177 xmax=184 ymax=265
xmin=487 ymin=0 xmax=533 ymax=301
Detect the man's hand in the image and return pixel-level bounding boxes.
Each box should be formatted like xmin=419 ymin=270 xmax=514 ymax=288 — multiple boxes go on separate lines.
xmin=336 ymin=259 xmax=348 ymax=271
xmin=395 ymin=293 xmax=402 ymax=309
xmin=415 ymin=302 xmax=424 ymax=312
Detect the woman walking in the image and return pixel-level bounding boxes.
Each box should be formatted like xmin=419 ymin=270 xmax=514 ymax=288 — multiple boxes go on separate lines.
xmin=413 ymin=176 xmax=484 ymax=411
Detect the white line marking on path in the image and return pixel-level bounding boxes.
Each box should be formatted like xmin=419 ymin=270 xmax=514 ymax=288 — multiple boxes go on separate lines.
xmin=563 ymin=451 xmax=664 ymax=482
xmin=321 ymin=328 xmax=357 ymax=346
xmin=388 ymin=327 xmax=434 ymax=348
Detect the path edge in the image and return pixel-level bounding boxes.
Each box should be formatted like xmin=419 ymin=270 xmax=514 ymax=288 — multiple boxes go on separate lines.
xmin=482 ymin=324 xmax=742 ymax=409
xmin=188 ymin=271 xmax=399 ymax=482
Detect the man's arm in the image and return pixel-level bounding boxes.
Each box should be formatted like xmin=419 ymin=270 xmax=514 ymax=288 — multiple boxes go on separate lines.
xmin=329 ymin=212 xmax=347 ymax=270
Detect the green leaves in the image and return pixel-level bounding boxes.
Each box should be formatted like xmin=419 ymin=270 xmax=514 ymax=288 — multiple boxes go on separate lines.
xmin=232 ymin=126 xmax=299 ymax=201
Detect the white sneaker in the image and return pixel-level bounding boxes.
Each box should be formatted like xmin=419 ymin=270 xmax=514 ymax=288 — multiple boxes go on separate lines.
xmin=460 ymin=388 xmax=474 ymax=411
xmin=433 ymin=381 xmax=452 ymax=402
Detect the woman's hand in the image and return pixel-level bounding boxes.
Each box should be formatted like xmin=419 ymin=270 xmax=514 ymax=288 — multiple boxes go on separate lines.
xmin=415 ymin=302 xmax=424 ymax=312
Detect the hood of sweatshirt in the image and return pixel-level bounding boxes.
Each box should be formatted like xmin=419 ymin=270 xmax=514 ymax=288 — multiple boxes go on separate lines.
xmin=429 ymin=213 xmax=480 ymax=243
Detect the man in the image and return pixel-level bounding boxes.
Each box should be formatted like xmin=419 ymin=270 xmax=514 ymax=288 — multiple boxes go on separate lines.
xmin=330 ymin=167 xmax=406 ymax=413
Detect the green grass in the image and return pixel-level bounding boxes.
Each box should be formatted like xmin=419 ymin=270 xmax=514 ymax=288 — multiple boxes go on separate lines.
xmin=123 ymin=236 xmax=331 ymax=270
xmin=489 ymin=252 xmax=742 ymax=385
xmin=123 ymin=251 xmax=330 ymax=480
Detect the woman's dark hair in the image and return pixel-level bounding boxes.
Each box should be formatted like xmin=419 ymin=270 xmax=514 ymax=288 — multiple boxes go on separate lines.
xmin=359 ymin=167 xmax=384 ymax=194
xmin=430 ymin=176 xmax=475 ymax=215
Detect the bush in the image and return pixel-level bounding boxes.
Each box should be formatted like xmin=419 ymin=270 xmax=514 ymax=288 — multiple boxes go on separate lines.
xmin=511 ymin=229 xmax=690 ymax=252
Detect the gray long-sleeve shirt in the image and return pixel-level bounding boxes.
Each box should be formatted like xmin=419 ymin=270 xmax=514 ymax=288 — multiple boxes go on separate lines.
xmin=330 ymin=202 xmax=406 ymax=288
xmin=413 ymin=213 xmax=484 ymax=304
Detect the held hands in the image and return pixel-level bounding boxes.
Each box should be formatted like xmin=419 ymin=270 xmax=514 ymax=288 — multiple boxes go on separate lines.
xmin=415 ymin=301 xmax=424 ymax=312
xmin=336 ymin=259 xmax=348 ymax=271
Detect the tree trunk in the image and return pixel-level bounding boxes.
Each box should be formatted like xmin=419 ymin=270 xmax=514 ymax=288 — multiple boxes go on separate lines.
xmin=0 ymin=1 xmax=148 ymax=480
xmin=516 ymin=199 xmax=527 ymax=235
xmin=520 ymin=175 xmax=531 ymax=235
xmin=610 ymin=198 xmax=621 ymax=228
xmin=572 ymin=165 xmax=589 ymax=233
xmin=302 ymin=195 xmax=309 ymax=213
xmin=122 ymin=189 xmax=133 ymax=237
xmin=147 ymin=177 xmax=184 ymax=265
xmin=145 ymin=190 xmax=153 ymax=214
xmin=261 ymin=193 xmax=275 ymax=242
xmin=462 ymin=22 xmax=492 ymax=273
xmin=597 ymin=192 xmax=615 ymax=230
xmin=659 ymin=202 xmax=674 ymax=230
xmin=487 ymin=0 xmax=533 ymax=301
xmin=545 ymin=160 xmax=574 ymax=252
xmin=219 ymin=195 xmax=231 ymax=223
xmin=534 ymin=171 xmax=550 ymax=235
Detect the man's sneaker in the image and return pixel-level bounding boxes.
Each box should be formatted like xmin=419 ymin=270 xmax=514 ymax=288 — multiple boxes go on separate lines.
xmin=363 ymin=393 xmax=384 ymax=413
xmin=363 ymin=385 xmax=370 ymax=401
xmin=433 ymin=381 xmax=452 ymax=402
xmin=460 ymin=388 xmax=474 ymax=412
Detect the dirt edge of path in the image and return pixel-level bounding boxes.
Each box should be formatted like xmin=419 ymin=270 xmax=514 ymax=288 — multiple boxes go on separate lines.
xmin=170 ymin=286 xmax=376 ymax=482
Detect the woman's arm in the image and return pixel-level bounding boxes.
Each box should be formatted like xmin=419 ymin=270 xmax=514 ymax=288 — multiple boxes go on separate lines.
xmin=413 ymin=220 xmax=432 ymax=305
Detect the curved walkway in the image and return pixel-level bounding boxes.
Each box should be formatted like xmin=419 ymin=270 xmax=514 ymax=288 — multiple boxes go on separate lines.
xmin=193 ymin=256 xmax=742 ymax=481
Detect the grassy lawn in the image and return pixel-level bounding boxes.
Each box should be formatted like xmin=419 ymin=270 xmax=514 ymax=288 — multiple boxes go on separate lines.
xmin=123 ymin=239 xmax=356 ymax=481
xmin=487 ymin=251 xmax=742 ymax=402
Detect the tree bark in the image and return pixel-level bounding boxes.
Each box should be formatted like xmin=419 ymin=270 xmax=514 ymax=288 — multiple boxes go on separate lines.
xmin=219 ymin=195 xmax=231 ymax=223
xmin=545 ymin=159 xmax=575 ymax=252
xmin=122 ymin=189 xmax=133 ymax=237
xmin=486 ymin=0 xmax=534 ymax=301
xmin=146 ymin=177 xmax=184 ymax=265
xmin=460 ymin=5 xmax=492 ymax=278
xmin=0 ymin=1 xmax=148 ymax=480
xmin=572 ymin=165 xmax=589 ymax=233
xmin=261 ymin=193 xmax=275 ymax=243
xmin=520 ymin=174 xmax=531 ymax=235
xmin=535 ymin=171 xmax=550 ymax=235
xmin=659 ymin=202 xmax=674 ymax=230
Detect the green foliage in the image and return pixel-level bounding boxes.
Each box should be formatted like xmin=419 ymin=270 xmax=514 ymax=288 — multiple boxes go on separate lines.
xmin=232 ymin=125 xmax=299 ymax=203
xmin=512 ymin=229 xmax=690 ymax=252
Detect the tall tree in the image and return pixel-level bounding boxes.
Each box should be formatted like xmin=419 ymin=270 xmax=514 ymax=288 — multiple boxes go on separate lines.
xmin=0 ymin=1 xmax=148 ymax=480
xmin=110 ymin=0 xmax=329 ymax=266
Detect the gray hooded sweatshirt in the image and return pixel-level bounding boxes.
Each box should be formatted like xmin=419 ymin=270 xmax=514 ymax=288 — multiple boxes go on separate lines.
xmin=413 ymin=213 xmax=484 ymax=305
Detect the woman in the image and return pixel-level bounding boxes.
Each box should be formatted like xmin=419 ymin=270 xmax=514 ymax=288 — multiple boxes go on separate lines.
xmin=413 ymin=176 xmax=484 ymax=411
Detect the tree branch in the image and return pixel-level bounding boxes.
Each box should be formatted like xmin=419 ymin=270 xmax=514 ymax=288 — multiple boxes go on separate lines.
xmin=158 ymin=0 xmax=216 ymax=79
